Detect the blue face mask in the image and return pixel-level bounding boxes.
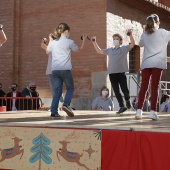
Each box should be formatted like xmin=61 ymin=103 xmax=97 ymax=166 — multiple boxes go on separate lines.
xmin=66 ymin=33 xmax=70 ymax=39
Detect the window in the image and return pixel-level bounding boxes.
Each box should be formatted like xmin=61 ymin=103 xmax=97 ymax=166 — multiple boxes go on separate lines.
xmin=129 ymin=45 xmax=140 ymax=73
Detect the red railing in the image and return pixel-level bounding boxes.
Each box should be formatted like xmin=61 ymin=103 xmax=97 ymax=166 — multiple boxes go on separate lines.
xmin=0 ymin=97 xmax=44 ymax=111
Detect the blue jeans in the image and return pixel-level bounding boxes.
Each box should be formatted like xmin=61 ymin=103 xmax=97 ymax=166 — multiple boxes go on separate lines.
xmin=48 ymin=74 xmax=64 ymax=102
xmin=51 ymin=70 xmax=74 ymax=114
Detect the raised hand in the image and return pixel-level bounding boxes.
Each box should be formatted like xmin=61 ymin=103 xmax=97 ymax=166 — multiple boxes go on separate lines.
xmin=91 ymin=36 xmax=96 ymax=42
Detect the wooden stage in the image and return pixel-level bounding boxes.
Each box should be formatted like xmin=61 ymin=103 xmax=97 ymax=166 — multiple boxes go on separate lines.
xmin=0 ymin=110 xmax=170 ymax=170
xmin=0 ymin=110 xmax=170 ymax=132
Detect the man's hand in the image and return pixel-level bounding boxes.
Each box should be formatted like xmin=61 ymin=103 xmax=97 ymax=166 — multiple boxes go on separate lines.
xmin=42 ymin=38 xmax=48 ymax=45
xmin=0 ymin=24 xmax=3 ymax=29
xmin=91 ymin=36 xmax=96 ymax=42
xmin=49 ymin=33 xmax=54 ymax=42
xmin=126 ymin=29 xmax=133 ymax=36
xmin=25 ymin=95 xmax=30 ymax=98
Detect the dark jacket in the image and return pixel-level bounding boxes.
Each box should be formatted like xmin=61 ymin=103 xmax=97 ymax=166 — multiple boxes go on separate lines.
xmin=6 ymin=91 xmax=22 ymax=111
xmin=0 ymin=90 xmax=6 ymax=106
xmin=21 ymin=87 xmax=40 ymax=110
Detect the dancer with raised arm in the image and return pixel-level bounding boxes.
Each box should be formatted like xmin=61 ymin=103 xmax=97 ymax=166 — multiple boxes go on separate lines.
xmin=135 ymin=14 xmax=170 ymax=120
xmin=91 ymin=30 xmax=135 ymax=114
xmin=46 ymin=23 xmax=87 ymax=117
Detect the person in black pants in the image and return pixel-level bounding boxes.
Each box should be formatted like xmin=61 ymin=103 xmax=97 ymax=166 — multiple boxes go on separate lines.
xmin=109 ymin=73 xmax=131 ymax=113
xmin=91 ymin=30 xmax=135 ymax=113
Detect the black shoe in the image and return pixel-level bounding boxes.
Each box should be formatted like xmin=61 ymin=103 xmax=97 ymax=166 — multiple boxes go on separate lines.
xmin=126 ymin=100 xmax=131 ymax=109
xmin=62 ymin=105 xmax=74 ymax=117
xmin=116 ymin=107 xmax=127 ymax=114
xmin=51 ymin=114 xmax=61 ymax=118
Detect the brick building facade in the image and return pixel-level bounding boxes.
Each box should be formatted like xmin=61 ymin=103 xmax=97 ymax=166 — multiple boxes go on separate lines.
xmin=0 ymin=0 xmax=170 ymax=109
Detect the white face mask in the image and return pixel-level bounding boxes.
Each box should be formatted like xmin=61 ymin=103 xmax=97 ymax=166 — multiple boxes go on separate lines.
xmin=113 ymin=40 xmax=119 ymax=46
xmin=102 ymin=90 xmax=108 ymax=96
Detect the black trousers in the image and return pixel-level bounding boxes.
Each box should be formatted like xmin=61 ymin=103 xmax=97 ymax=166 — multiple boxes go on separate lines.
xmin=109 ymin=72 xmax=130 ymax=107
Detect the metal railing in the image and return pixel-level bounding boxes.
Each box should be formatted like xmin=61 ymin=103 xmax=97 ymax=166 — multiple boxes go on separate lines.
xmin=129 ymin=74 xmax=141 ymax=88
xmin=0 ymin=97 xmax=44 ymax=111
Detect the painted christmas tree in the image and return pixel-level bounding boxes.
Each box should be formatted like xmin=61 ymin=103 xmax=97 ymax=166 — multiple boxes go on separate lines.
xmin=29 ymin=132 xmax=52 ymax=170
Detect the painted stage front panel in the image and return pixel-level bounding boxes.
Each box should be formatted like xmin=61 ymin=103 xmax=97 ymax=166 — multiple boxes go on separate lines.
xmin=0 ymin=127 xmax=101 ymax=170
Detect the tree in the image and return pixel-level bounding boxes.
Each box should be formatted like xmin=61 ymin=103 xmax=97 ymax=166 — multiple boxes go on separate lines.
xmin=29 ymin=133 xmax=52 ymax=170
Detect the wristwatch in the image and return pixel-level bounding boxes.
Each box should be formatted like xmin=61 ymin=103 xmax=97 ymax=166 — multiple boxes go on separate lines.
xmin=0 ymin=28 xmax=3 ymax=30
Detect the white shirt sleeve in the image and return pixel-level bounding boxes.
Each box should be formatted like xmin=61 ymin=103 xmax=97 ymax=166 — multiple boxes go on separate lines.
xmin=162 ymin=29 xmax=170 ymax=43
xmin=70 ymin=41 xmax=79 ymax=52
xmin=46 ymin=42 xmax=53 ymax=53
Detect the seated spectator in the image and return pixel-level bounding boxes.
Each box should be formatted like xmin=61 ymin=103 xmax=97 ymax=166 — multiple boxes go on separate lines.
xmin=92 ymin=86 xmax=114 ymax=111
xmin=21 ymin=81 xmax=40 ymax=110
xmin=0 ymin=83 xmax=6 ymax=106
xmin=160 ymin=94 xmax=169 ymax=112
xmin=6 ymin=83 xmax=21 ymax=111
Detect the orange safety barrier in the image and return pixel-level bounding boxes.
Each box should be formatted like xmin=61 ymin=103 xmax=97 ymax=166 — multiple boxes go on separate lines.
xmin=0 ymin=97 xmax=44 ymax=111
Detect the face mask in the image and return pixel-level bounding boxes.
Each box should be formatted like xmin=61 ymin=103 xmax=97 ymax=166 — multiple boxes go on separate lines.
xmin=30 ymin=87 xmax=36 ymax=92
xmin=154 ymin=23 xmax=159 ymax=29
xmin=11 ymin=87 xmax=16 ymax=91
xmin=102 ymin=90 xmax=108 ymax=96
xmin=66 ymin=33 xmax=70 ymax=39
xmin=113 ymin=40 xmax=120 ymax=46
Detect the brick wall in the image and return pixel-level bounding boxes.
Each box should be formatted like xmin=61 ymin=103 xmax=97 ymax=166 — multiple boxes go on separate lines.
xmin=159 ymin=0 xmax=170 ymax=7
xmin=0 ymin=0 xmax=170 ymax=109
xmin=0 ymin=0 xmax=107 ymax=109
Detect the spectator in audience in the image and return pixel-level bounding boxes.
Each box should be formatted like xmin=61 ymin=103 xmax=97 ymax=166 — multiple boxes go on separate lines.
xmin=160 ymin=94 xmax=169 ymax=112
xmin=92 ymin=86 xmax=114 ymax=111
xmin=0 ymin=83 xmax=6 ymax=106
xmin=6 ymin=83 xmax=21 ymax=111
xmin=0 ymin=24 xmax=7 ymax=47
xmin=21 ymin=81 xmax=40 ymax=110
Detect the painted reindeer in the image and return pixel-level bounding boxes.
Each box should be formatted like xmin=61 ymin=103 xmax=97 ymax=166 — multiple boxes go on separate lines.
xmin=0 ymin=137 xmax=24 ymax=162
xmin=57 ymin=140 xmax=90 ymax=170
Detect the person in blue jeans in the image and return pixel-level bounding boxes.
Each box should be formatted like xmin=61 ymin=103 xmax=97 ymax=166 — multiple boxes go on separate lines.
xmin=46 ymin=23 xmax=87 ymax=117
xmin=41 ymin=38 xmax=64 ymax=110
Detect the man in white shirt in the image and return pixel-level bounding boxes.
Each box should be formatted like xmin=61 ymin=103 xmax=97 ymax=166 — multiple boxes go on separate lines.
xmin=0 ymin=24 xmax=7 ymax=46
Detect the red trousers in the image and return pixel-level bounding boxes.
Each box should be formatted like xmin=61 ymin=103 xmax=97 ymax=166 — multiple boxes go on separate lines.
xmin=137 ymin=68 xmax=163 ymax=111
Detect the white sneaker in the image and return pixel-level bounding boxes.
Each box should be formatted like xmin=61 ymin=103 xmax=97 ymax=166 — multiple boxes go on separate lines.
xmin=149 ymin=110 xmax=159 ymax=121
xmin=135 ymin=109 xmax=143 ymax=120
xmin=62 ymin=105 xmax=74 ymax=117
